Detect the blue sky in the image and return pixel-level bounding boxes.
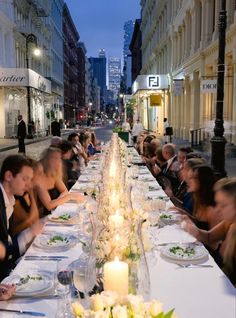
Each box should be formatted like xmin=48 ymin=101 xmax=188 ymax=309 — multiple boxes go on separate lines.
xmin=65 ymin=0 xmax=140 ymax=59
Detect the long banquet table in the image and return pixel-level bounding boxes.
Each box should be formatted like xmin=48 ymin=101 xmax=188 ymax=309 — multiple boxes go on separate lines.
xmin=0 ymin=145 xmax=235 ymax=318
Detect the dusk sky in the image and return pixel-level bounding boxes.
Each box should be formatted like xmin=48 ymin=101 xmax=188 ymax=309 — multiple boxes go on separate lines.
xmin=65 ymin=0 xmax=140 ymax=60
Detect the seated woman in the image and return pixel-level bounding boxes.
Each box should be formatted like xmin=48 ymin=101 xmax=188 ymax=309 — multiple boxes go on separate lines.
xmin=59 ymin=140 xmax=79 ymax=190
xmin=182 ymin=177 xmax=236 ymax=286
xmin=187 ymin=165 xmax=220 ymax=230
xmin=34 ymin=147 xmax=84 ymax=216
xmin=165 ymin=157 xmax=205 ymax=213
xmin=11 ymin=160 xmax=42 ymax=236
xmin=88 ymin=131 xmax=101 ymax=156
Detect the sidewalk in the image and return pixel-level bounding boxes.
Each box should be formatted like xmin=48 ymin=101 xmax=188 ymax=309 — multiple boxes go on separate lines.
xmin=0 ymin=129 xmax=72 ymax=152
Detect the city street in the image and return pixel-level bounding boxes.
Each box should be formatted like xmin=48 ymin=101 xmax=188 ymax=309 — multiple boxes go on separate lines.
xmin=0 ymin=127 xmax=113 ymax=166
xmin=0 ymin=127 xmax=235 ymax=176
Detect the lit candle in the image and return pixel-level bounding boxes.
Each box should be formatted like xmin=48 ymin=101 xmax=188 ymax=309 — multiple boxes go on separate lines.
xmin=104 ymin=257 xmax=128 ymax=296
xmin=109 ymin=211 xmax=124 ymax=228
xmin=110 ymin=192 xmax=119 ymax=207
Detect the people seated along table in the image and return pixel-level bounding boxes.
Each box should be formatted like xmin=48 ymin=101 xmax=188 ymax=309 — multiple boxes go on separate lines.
xmin=155 ymin=143 xmax=181 ymax=191
xmin=68 ymin=132 xmax=88 ymax=172
xmin=165 ymin=157 xmax=206 ymax=213
xmin=11 ymin=159 xmax=42 ymax=236
xmin=87 ymin=130 xmax=102 ymax=156
xmin=0 ymin=155 xmax=44 ymax=281
xmin=182 ymin=177 xmax=236 ymax=286
xmin=34 ymin=147 xmax=84 ymax=217
xmin=59 ymin=140 xmax=79 ymax=190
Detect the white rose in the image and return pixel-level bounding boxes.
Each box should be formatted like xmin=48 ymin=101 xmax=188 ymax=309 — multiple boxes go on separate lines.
xmin=149 ymin=300 xmax=163 ymax=317
xmin=87 ymin=309 xmax=110 ymax=318
xmin=101 ymin=290 xmax=118 ymax=307
xmin=125 ymin=294 xmax=144 ymax=314
xmin=90 ymin=294 xmax=106 ymax=311
xmin=71 ymin=301 xmax=85 ymax=317
xmin=112 ymin=305 xmax=128 ymax=318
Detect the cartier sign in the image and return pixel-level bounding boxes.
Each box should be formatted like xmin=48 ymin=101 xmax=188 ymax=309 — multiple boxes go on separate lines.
xmin=0 ymin=68 xmax=51 ymax=93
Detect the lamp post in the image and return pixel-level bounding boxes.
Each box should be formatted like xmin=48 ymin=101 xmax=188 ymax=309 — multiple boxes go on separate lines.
xmin=210 ymin=0 xmax=227 ymax=178
xmin=25 ymin=34 xmax=41 ymax=138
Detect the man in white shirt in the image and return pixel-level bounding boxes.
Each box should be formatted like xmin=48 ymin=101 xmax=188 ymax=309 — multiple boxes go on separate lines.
xmin=132 ymin=119 xmax=144 ymax=144
xmin=0 ymin=155 xmax=43 ymax=280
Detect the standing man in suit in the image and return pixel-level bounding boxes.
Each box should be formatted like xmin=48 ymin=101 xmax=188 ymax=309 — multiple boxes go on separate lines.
xmin=0 ymin=155 xmax=43 ymax=280
xmin=51 ymin=119 xmax=61 ymax=137
xmin=17 ymin=115 xmax=27 ymax=153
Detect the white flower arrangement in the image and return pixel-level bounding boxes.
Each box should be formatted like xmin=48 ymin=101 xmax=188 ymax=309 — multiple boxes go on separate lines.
xmin=72 ymin=291 xmax=178 ymax=318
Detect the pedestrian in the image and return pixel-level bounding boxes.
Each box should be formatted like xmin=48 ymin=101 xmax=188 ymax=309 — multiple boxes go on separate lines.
xmin=51 ymin=119 xmax=61 ymax=137
xmin=17 ymin=114 xmax=27 ymax=153
xmin=163 ymin=117 xmax=173 ymax=143
xmin=132 ymin=118 xmax=144 ymax=144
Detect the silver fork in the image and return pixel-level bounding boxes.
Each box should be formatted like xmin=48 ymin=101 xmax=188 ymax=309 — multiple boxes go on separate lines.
xmin=177 ymin=264 xmax=214 ymax=268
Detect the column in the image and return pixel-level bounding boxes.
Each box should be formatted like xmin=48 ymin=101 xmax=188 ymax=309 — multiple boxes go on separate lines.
xmin=190 ymin=8 xmax=196 ymax=54
xmin=213 ymin=0 xmax=220 ymax=40
xmin=232 ymin=63 xmax=236 ymax=144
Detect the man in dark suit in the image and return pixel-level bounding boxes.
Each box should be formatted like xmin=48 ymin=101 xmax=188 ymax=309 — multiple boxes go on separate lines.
xmin=17 ymin=115 xmax=27 ymax=153
xmin=0 ymin=155 xmax=42 ymax=281
xmin=51 ymin=119 xmax=61 ymax=137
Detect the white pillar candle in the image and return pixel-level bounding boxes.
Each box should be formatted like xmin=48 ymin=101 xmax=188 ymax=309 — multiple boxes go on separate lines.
xmin=110 ymin=192 xmax=119 ymax=207
xmin=103 ymin=257 xmax=128 ymax=296
xmin=109 ymin=211 xmax=124 ymax=228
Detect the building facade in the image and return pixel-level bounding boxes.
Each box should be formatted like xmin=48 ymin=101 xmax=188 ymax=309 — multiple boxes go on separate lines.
xmin=123 ymin=20 xmax=134 ymax=93
xmin=88 ymin=50 xmax=107 ymax=112
xmin=130 ymin=19 xmax=142 ymax=84
xmin=63 ymin=3 xmax=79 ymax=123
xmin=140 ymin=0 xmax=236 ymax=145
xmin=50 ymin=0 xmax=64 ymax=122
xmin=108 ymin=57 xmax=121 ymax=102
xmin=0 ymin=0 xmax=52 ymax=138
xmin=77 ymin=42 xmax=86 ymax=112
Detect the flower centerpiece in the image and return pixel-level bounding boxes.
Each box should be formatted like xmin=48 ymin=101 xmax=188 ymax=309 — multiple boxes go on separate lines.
xmin=72 ymin=291 xmax=179 ymax=318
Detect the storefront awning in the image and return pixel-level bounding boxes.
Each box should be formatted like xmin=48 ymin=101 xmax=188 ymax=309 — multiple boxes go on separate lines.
xmin=0 ymin=68 xmax=51 ymax=94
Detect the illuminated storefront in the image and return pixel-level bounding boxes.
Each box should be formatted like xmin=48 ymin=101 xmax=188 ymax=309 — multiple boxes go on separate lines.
xmin=0 ymin=68 xmax=51 ymax=138
xmin=132 ymin=74 xmax=170 ymax=135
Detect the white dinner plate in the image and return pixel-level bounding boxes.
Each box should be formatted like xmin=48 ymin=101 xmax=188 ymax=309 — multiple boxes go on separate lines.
xmin=34 ymin=233 xmax=76 ymax=251
xmin=2 ymin=271 xmax=53 ymax=297
xmin=48 ymin=211 xmax=78 ymax=224
xmin=159 ymin=212 xmax=181 ymax=224
xmin=161 ymin=243 xmax=208 ymax=262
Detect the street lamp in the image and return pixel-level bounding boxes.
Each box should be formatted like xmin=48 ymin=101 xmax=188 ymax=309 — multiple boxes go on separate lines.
xmin=25 ymin=34 xmax=41 ymax=138
xmin=210 ymin=0 xmax=227 ymax=178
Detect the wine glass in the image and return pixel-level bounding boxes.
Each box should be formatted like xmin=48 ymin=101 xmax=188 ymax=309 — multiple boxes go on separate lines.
xmin=73 ymin=255 xmax=96 ymax=306
xmin=56 ymin=260 xmax=73 ymax=317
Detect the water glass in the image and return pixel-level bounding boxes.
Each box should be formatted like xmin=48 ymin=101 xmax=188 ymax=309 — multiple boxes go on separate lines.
xmin=56 ymin=260 xmax=73 ymax=317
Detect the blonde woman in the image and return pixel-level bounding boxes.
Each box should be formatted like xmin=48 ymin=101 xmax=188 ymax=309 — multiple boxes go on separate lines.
xmin=35 ymin=147 xmax=84 ymax=216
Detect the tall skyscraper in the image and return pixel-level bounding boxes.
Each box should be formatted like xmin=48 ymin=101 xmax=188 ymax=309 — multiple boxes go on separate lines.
xmin=88 ymin=50 xmax=107 ymax=111
xmin=108 ymin=57 xmax=121 ymax=100
xmin=123 ymin=20 xmax=134 ymax=93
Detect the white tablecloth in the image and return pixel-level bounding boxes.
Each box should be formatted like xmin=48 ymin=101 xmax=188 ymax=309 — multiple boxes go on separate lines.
xmin=1 ymin=147 xmax=235 ymax=318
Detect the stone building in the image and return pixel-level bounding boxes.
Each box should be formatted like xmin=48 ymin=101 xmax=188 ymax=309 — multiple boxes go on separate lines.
xmin=139 ymin=0 xmax=236 ymax=144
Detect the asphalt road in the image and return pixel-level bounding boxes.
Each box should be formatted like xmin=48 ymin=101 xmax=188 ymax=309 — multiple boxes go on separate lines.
xmin=0 ymin=127 xmax=113 ymax=166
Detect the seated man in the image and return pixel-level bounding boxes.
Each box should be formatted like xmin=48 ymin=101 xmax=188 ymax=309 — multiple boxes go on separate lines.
xmin=0 ymin=155 xmax=43 ymax=281
xmin=156 ymin=143 xmax=181 ymax=190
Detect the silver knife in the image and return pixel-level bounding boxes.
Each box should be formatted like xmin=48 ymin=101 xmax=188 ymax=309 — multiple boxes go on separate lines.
xmin=157 ymin=241 xmax=198 ymax=246
xmin=24 ymin=255 xmax=68 ymax=260
xmin=0 ymin=308 xmax=45 ymax=316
